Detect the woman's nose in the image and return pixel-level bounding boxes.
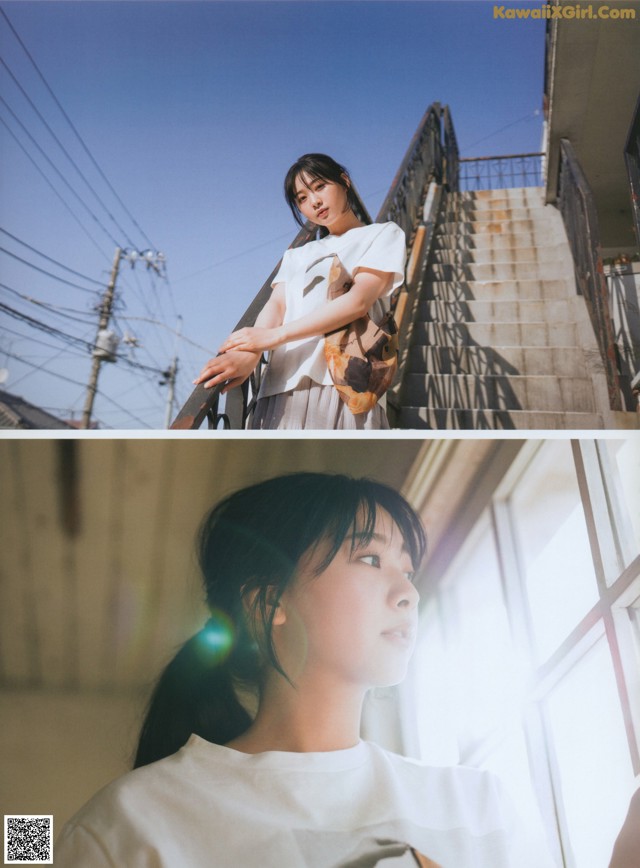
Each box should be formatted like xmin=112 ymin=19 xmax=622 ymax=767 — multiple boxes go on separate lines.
xmin=395 ymin=577 xmax=420 ymax=610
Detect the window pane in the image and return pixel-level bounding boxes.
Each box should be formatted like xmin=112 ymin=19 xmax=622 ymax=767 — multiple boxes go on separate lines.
xmin=510 ymin=441 xmax=599 ymax=661
xmin=599 ymin=439 xmax=640 ymax=570
xmin=439 ymin=516 xmax=522 ymax=752
xmin=481 ymin=728 xmax=555 ymax=862
xmin=412 ymin=598 xmax=460 ymax=766
xmin=545 ymin=635 xmax=636 ymax=868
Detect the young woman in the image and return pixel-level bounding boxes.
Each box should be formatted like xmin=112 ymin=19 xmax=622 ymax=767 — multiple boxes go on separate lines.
xmin=195 ymin=155 xmax=406 ymax=429
xmin=55 ymin=473 xmax=555 ymax=867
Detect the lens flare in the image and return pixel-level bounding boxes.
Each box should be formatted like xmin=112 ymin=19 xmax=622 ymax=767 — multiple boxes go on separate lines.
xmin=198 ymin=609 xmax=235 ymax=664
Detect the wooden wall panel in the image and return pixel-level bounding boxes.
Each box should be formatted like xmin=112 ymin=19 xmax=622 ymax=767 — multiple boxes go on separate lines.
xmin=1 ymin=439 xmax=426 ymax=692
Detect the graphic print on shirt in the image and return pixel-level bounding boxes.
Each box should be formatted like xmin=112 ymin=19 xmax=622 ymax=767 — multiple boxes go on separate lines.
xmin=289 ymin=819 xmax=484 ymax=868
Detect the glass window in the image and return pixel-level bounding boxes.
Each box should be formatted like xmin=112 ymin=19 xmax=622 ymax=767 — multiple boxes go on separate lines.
xmin=598 ymin=439 xmax=640 ymax=571
xmin=480 ymin=728 xmax=554 ymax=861
xmin=436 ymin=515 xmax=521 ymax=753
xmin=412 ymin=597 xmax=459 ymax=766
xmin=510 ymin=441 xmax=599 ymax=661
xmin=545 ymin=635 xmax=636 ymax=868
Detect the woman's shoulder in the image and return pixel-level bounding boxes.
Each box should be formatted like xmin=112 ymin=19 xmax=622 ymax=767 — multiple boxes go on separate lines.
xmin=364 ymin=742 xmax=506 ymax=809
xmin=346 ymin=221 xmax=405 ymax=242
xmin=60 ymin=738 xmax=209 ymax=833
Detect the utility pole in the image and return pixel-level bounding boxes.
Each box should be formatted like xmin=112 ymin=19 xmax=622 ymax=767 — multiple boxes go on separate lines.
xmin=81 ymin=247 xmax=122 ymax=429
xmin=163 ymin=315 xmax=182 ymax=428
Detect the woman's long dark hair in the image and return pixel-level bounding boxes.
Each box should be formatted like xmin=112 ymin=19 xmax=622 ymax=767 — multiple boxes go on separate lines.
xmin=284 ymin=153 xmax=363 ymax=226
xmin=134 ymin=472 xmax=426 ymax=768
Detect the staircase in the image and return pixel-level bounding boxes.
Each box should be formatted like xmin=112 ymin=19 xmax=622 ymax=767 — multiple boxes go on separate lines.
xmin=396 ymin=186 xmax=612 ymax=429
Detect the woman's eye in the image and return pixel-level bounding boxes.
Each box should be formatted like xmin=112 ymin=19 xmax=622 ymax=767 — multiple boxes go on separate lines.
xmin=359 ymin=554 xmax=381 ymax=568
xmin=404 ymin=571 xmax=416 ymax=584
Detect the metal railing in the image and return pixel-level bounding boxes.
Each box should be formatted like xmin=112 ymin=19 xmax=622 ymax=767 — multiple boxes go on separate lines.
xmin=458 ymin=153 xmax=544 ymax=191
xmin=171 ymin=103 xmax=456 ymax=429
xmin=624 ymin=90 xmax=640 ymax=249
xmin=557 ymin=138 xmax=622 ymax=411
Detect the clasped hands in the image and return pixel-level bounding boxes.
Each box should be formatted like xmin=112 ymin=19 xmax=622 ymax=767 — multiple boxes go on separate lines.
xmin=193 ymin=326 xmax=285 ymax=391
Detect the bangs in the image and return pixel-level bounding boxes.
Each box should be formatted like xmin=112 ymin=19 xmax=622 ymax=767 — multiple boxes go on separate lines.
xmin=283 ymin=153 xmax=351 ymax=226
xmin=308 ymin=481 xmax=426 ymax=576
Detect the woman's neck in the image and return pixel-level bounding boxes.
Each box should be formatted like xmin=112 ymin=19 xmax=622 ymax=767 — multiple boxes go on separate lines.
xmin=326 ymin=209 xmax=365 ymax=237
xmin=225 ymin=674 xmax=366 ymax=755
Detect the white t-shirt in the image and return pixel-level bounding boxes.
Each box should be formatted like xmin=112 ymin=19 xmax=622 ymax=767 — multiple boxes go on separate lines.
xmin=55 ymin=737 xmax=556 ymax=867
xmin=259 ymin=221 xmax=406 ymax=398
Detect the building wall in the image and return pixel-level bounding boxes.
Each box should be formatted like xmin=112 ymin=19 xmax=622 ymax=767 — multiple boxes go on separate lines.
xmin=0 ymin=690 xmax=146 ymax=834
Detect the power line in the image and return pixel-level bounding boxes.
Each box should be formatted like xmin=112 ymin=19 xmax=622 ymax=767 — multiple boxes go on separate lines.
xmin=0 ymin=282 xmax=99 ymax=325
xmin=1 ymin=323 xmax=94 ymax=362
xmin=463 ymin=108 xmax=541 ymax=153
xmin=0 ymin=95 xmax=121 ymax=247
xmin=172 ymin=229 xmax=292 ymax=285
xmin=0 ymin=116 xmax=111 ymax=263
xmin=0 ymin=55 xmax=138 ymax=249
xmin=2 ymin=335 xmax=79 ymax=391
xmin=0 ymin=347 xmax=154 ymax=428
xmin=1 ymin=300 xmax=167 ymax=376
xmin=0 ymin=246 xmax=101 ymax=294
xmin=1 ymin=300 xmax=96 ymax=353
xmin=0 ymin=228 xmax=104 ymax=286
xmin=116 ymin=314 xmax=216 ymax=354
xmin=0 ymin=5 xmax=157 ymax=252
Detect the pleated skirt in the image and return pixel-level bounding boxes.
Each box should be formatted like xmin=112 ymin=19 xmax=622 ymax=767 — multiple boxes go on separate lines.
xmin=248 ymin=378 xmax=389 ymax=431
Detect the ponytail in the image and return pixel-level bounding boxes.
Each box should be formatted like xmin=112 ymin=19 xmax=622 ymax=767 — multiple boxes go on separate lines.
xmin=134 ymin=620 xmax=253 ymax=769
xmin=133 ymin=472 xmax=426 ymax=769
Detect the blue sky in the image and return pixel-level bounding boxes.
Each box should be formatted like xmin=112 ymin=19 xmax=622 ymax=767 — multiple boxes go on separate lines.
xmin=0 ymin=0 xmax=545 ymax=428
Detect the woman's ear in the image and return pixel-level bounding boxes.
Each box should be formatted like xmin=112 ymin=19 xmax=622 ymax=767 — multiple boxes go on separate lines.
xmin=341 ymin=172 xmax=351 ymax=190
xmin=242 ymin=586 xmax=287 ymax=627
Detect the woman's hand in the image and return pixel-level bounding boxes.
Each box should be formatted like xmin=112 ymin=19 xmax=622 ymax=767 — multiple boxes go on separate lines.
xmin=219 ymin=326 xmax=286 ymax=354
xmin=194 ymin=350 xmax=260 ymax=393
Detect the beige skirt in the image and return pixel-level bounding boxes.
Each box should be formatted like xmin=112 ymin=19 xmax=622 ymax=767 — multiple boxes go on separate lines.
xmin=248 ymin=378 xmax=389 ymax=430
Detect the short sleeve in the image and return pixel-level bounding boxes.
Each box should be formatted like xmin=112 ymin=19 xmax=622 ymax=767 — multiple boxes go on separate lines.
xmin=353 ymin=222 xmax=406 ymax=294
xmin=271 ymin=248 xmax=294 ymax=288
xmin=55 ymin=823 xmax=113 ymax=867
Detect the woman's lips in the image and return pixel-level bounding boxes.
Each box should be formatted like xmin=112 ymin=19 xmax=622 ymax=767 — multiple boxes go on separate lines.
xmin=381 ymin=624 xmax=415 ymax=649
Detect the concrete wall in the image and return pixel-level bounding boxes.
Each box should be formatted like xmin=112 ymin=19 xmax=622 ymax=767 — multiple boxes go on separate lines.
xmin=0 ymin=689 xmax=146 ymax=837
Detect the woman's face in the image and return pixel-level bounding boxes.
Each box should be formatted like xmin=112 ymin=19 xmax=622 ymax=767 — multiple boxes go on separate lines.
xmin=275 ymin=509 xmax=420 ymax=691
xmin=293 ymin=171 xmax=351 ymax=230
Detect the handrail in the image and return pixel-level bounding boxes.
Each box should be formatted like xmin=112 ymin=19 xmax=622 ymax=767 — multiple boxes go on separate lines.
xmin=459 ymin=153 xmax=544 ymax=191
xmin=442 ymin=106 xmax=460 ymax=193
xmin=170 ymin=221 xmax=324 ymax=429
xmin=557 ymin=138 xmax=622 ymax=411
xmin=624 ymin=89 xmax=640 ymax=249
xmin=171 ymin=103 xmax=454 ymax=429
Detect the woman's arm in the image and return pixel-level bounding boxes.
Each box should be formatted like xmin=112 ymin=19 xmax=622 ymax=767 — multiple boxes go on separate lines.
xmin=218 ymin=268 xmax=390 ymax=354
xmin=194 ymin=284 xmax=286 ymax=391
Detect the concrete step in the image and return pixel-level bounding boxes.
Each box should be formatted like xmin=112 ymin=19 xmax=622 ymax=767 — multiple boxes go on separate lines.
xmin=403 ymin=373 xmax=597 ymax=413
xmin=415 ymin=298 xmax=577 ymax=324
xmin=438 ymin=217 xmax=566 ymax=236
xmin=426 ymin=259 xmax=574 ymax=282
xmin=432 ymin=230 xmax=566 ymax=251
xmin=441 ymin=205 xmax=553 ymax=222
xmin=453 ymin=187 xmax=544 ymax=205
xmin=412 ymin=320 xmax=579 ymax=347
xmin=423 ymin=278 xmax=575 ymax=301
xmin=430 ymin=245 xmax=570 ymax=266
xmin=397 ymin=406 xmax=604 ymax=430
xmin=407 ymin=344 xmax=589 ymax=378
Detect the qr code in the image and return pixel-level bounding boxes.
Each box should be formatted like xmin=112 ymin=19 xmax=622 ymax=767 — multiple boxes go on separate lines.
xmin=4 ymin=816 xmax=53 ymax=864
